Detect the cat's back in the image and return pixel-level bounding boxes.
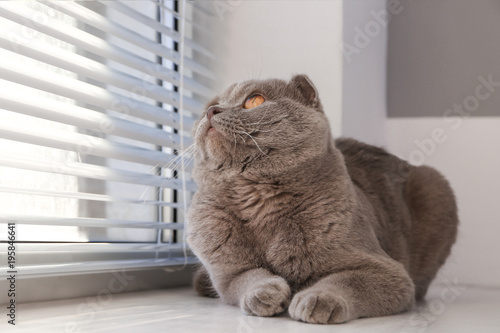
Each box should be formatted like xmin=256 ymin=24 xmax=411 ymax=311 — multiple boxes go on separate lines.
xmin=335 ymin=137 xmax=415 ymax=265
xmin=335 ymin=137 xmax=413 ymax=190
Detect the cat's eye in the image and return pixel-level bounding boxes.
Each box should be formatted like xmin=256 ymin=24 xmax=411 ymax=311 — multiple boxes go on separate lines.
xmin=243 ymin=94 xmax=265 ymax=109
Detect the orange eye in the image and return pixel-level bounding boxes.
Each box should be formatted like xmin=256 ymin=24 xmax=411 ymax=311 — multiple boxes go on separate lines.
xmin=243 ymin=94 xmax=265 ymax=109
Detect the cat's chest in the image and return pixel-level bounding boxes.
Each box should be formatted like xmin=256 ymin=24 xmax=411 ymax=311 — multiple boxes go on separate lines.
xmin=223 ymin=181 xmax=327 ymax=285
xmin=225 ymin=178 xmax=294 ymax=223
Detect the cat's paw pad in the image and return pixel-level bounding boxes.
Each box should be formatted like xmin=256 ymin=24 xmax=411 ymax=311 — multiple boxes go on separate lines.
xmin=289 ymin=290 xmax=351 ymax=324
xmin=241 ymin=278 xmax=291 ymax=317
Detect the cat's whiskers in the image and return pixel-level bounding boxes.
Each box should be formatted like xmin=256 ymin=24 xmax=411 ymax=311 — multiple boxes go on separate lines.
xmin=142 ymin=143 xmax=198 ymax=204
xmin=139 ymin=159 xmax=167 ymax=203
xmin=241 ymin=130 xmax=266 ymax=155
xmin=245 ymin=115 xmax=290 ymax=134
xmin=237 ymin=133 xmax=246 ymax=145
xmin=253 ymin=108 xmax=272 ymax=126
xmin=232 ymin=132 xmax=238 ymax=155
xmin=254 ymin=120 xmax=285 ymax=134
xmin=155 ymin=161 xmax=195 ymax=202
xmin=244 ymin=108 xmax=274 ymax=128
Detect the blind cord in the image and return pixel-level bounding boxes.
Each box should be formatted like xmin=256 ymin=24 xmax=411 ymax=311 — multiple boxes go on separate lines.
xmin=179 ymin=0 xmax=189 ymax=269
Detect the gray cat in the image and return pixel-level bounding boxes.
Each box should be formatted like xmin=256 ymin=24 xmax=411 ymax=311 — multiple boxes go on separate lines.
xmin=186 ymin=74 xmax=458 ymax=324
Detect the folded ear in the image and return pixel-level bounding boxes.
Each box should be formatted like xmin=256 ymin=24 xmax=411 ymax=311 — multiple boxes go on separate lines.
xmin=289 ymin=74 xmax=322 ymax=109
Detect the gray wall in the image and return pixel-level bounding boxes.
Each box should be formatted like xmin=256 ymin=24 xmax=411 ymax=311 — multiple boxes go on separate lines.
xmin=388 ymin=0 xmax=500 ymax=117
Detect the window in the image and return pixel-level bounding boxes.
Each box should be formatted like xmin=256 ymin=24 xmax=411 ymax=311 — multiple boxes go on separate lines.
xmin=0 ymin=1 xmax=215 ymax=278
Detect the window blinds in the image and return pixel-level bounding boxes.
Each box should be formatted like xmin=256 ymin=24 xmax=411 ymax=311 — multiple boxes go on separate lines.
xmin=0 ymin=0 xmax=214 ymax=278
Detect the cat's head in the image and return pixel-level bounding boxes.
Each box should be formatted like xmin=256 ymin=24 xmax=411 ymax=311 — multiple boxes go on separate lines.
xmin=192 ymin=74 xmax=333 ymax=175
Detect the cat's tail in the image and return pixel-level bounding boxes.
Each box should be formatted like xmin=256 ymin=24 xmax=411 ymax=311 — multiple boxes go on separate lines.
xmin=193 ymin=264 xmax=219 ymax=298
xmin=404 ymin=165 xmax=459 ymax=300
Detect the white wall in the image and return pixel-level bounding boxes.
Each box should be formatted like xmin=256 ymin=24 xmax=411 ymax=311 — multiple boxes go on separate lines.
xmin=342 ymin=0 xmax=388 ymax=146
xmin=387 ymin=118 xmax=500 ymax=288
xmin=214 ymin=0 xmax=343 ymax=136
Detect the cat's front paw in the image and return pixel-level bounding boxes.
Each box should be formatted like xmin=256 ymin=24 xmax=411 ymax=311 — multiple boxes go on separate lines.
xmin=289 ymin=289 xmax=352 ymax=324
xmin=241 ymin=278 xmax=291 ymax=317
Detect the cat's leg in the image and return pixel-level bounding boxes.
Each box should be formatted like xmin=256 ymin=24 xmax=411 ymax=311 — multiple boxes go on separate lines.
xmin=194 ymin=263 xmax=290 ymax=312
xmin=231 ymin=268 xmax=291 ymax=316
xmin=289 ymin=254 xmax=414 ymax=324
xmin=188 ymin=218 xmax=291 ymax=316
xmin=193 ymin=264 xmax=219 ymax=298
xmin=207 ymin=266 xmax=291 ymax=317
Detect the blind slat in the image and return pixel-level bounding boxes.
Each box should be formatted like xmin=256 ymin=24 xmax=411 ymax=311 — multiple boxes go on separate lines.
xmin=15 ymin=243 xmax=188 ymax=253
xmin=100 ymin=0 xmax=216 ymax=59
xmin=52 ymin=1 xmax=216 ymax=79
xmin=0 ymin=155 xmax=196 ymax=191
xmin=0 ymin=121 xmax=182 ymax=168
xmin=0 ymin=215 xmax=184 ymax=230
xmin=0 ymin=30 xmax=203 ymax=122
xmin=0 ymin=2 xmax=213 ymax=97
xmin=0 ymin=185 xmax=183 ymax=208
xmin=0 ymin=55 xmax=200 ymax=128
xmin=149 ymin=0 xmax=208 ymax=33
xmin=0 ymin=87 xmax=185 ymax=148
xmin=0 ymin=258 xmax=198 ymax=279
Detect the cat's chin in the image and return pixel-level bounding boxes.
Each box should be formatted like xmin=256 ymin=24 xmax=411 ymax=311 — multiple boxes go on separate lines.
xmin=204 ymin=127 xmax=226 ymax=145
xmin=201 ymin=120 xmax=225 ymax=140
xmin=201 ymin=132 xmax=234 ymax=166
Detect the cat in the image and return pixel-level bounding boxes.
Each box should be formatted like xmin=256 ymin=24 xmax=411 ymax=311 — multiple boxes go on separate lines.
xmin=186 ymin=74 xmax=458 ymax=324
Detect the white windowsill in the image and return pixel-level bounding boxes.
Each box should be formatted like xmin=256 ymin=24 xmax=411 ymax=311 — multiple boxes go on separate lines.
xmin=3 ymin=283 xmax=499 ymax=332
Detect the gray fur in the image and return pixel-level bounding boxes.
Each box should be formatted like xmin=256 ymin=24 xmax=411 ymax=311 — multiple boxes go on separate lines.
xmin=186 ymin=74 xmax=458 ymax=324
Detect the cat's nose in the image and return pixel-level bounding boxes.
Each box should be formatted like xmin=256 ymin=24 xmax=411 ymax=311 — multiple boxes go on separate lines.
xmin=206 ymin=106 xmax=222 ymax=121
